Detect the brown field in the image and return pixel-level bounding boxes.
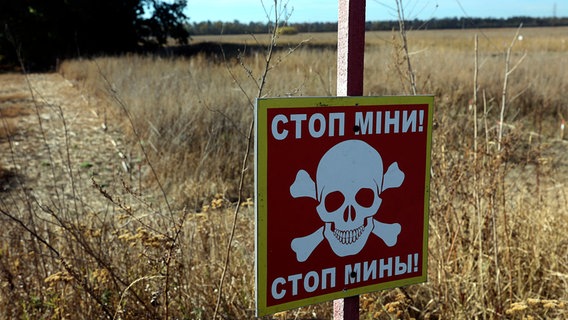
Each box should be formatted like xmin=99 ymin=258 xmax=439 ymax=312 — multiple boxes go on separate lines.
xmin=1 ymin=26 xmax=567 ymax=319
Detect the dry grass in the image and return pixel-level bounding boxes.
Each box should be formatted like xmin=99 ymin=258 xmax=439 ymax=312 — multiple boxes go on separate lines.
xmin=1 ymin=26 xmax=567 ymax=319
xmin=0 ymin=118 xmax=16 ymax=140
xmin=58 ymin=27 xmax=568 ymax=199
xmin=0 ymin=79 xmax=32 ymax=140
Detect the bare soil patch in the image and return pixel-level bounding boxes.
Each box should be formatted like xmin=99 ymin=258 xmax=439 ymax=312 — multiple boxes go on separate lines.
xmin=0 ymin=72 xmax=131 ymax=204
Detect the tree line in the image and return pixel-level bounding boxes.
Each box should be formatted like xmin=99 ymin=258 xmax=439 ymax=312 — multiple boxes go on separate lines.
xmin=189 ymin=16 xmax=568 ymax=35
xmin=0 ymin=0 xmax=189 ymax=70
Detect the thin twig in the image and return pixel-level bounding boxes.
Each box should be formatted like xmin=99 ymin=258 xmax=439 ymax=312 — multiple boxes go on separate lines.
xmin=395 ymin=0 xmax=418 ymax=95
xmin=94 ymin=62 xmax=174 ymax=218
xmin=114 ymin=275 xmax=165 ymax=319
xmin=0 ymin=207 xmax=115 ymax=318
xmin=213 ymin=1 xmax=282 ymax=318
xmin=472 ymin=32 xmax=487 ymax=319
xmin=497 ymin=23 xmax=524 ymax=151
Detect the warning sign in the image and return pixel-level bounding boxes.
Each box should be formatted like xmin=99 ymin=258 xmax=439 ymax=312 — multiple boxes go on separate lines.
xmin=255 ymin=96 xmax=434 ymax=316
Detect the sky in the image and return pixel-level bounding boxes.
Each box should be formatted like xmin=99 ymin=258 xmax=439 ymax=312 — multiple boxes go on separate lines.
xmin=186 ymin=0 xmax=566 ymax=23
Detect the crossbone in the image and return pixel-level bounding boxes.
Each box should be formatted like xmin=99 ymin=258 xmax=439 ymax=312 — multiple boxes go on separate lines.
xmin=289 ymin=140 xmax=404 ymax=262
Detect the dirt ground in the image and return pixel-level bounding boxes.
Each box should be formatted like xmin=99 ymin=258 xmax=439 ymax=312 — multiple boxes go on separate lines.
xmin=0 ymin=72 xmax=135 ymax=212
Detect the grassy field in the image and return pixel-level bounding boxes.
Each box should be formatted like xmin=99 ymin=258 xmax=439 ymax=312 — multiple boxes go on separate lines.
xmin=59 ymin=27 xmax=568 ymax=201
xmin=1 ymin=26 xmax=567 ymax=319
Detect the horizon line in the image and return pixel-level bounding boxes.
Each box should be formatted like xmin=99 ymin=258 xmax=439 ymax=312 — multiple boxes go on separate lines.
xmin=188 ymin=15 xmax=568 ymax=24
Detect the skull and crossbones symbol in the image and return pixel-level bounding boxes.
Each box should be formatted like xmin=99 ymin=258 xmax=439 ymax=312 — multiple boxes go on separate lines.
xmin=289 ymin=139 xmax=404 ymax=262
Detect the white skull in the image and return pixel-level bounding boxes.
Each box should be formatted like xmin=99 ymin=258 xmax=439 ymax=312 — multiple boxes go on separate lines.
xmin=315 ymin=140 xmax=384 ymax=257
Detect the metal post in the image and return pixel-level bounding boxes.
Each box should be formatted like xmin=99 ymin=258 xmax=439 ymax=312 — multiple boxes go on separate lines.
xmin=335 ymin=0 xmax=366 ymax=318
xmin=337 ymin=0 xmax=366 ymax=96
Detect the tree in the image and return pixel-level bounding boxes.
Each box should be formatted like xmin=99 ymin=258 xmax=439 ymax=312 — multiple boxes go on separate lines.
xmin=138 ymin=0 xmax=189 ymax=48
xmin=0 ymin=0 xmax=189 ymax=70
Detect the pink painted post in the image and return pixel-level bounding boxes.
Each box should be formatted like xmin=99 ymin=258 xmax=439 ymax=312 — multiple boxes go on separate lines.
xmin=337 ymin=0 xmax=366 ymax=96
xmin=335 ymin=0 xmax=366 ymax=318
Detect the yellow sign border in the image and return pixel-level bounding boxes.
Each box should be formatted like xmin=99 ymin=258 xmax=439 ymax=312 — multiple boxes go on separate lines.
xmin=255 ymin=96 xmax=434 ymax=316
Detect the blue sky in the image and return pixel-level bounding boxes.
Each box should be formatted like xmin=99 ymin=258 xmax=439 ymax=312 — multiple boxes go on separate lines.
xmin=186 ymin=0 xmax=566 ymax=23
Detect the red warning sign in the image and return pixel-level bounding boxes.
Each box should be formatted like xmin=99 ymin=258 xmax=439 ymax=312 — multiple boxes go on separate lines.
xmin=255 ymin=96 xmax=434 ymax=316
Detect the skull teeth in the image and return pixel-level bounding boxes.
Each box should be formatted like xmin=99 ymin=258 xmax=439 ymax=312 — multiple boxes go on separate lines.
xmin=333 ymin=224 xmax=365 ymax=245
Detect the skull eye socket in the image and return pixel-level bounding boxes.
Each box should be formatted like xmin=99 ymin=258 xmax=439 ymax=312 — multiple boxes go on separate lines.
xmin=355 ymin=188 xmax=375 ymax=208
xmin=324 ymin=191 xmax=344 ymax=213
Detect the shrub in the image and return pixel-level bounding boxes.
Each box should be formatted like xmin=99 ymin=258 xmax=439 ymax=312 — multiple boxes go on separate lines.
xmin=277 ymin=26 xmax=299 ymax=35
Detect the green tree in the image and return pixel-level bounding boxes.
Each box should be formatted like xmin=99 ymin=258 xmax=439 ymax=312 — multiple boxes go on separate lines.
xmin=0 ymin=0 xmax=189 ymax=70
xmin=138 ymin=0 xmax=189 ymax=47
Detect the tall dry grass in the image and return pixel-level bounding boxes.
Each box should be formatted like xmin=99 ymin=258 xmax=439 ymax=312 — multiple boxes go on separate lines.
xmin=59 ymin=28 xmax=568 ymax=200
xmin=1 ymin=26 xmax=567 ymax=319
